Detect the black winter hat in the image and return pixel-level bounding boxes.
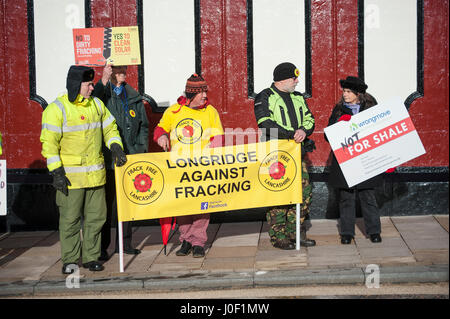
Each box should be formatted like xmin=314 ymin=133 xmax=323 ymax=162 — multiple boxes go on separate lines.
xmin=339 ymin=76 xmax=368 ymax=94
xmin=273 ymin=62 xmax=300 ymax=81
xmin=66 ymin=65 xmax=95 ymax=102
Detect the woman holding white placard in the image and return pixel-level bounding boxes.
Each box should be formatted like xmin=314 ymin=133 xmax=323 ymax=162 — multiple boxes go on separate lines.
xmin=326 ymin=76 xmax=390 ymax=245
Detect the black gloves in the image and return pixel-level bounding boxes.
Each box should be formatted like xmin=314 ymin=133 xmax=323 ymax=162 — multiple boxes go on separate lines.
xmin=110 ymin=143 xmax=127 ymax=167
xmin=50 ymin=166 xmax=71 ymax=196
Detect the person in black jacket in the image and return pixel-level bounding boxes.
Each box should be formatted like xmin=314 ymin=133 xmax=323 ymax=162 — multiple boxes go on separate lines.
xmin=93 ymin=65 xmax=149 ymax=260
xmin=254 ymin=62 xmax=316 ymax=250
xmin=326 ymin=76 xmax=383 ymax=245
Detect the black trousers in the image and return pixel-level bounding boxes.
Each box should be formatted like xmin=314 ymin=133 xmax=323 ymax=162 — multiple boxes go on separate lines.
xmin=338 ymin=188 xmax=381 ymax=237
xmin=101 ymin=170 xmax=134 ymax=252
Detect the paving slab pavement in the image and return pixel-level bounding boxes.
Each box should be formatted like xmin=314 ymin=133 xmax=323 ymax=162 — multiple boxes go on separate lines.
xmin=0 ymin=215 xmax=448 ymax=297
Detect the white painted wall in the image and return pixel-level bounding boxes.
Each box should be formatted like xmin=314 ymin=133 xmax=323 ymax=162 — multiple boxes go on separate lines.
xmin=364 ymin=0 xmax=417 ymax=104
xmin=34 ymin=0 xmax=85 ymax=102
xmin=143 ymin=0 xmax=196 ymax=106
xmin=253 ymin=0 xmax=306 ymax=94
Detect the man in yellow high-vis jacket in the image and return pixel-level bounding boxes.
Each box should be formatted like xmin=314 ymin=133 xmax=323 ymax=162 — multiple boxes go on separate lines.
xmin=40 ymin=65 xmax=127 ymax=274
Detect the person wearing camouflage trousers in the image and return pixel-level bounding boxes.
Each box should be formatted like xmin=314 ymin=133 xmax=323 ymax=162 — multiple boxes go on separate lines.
xmin=254 ymin=62 xmax=316 ymax=250
xmin=266 ymin=161 xmax=315 ymax=248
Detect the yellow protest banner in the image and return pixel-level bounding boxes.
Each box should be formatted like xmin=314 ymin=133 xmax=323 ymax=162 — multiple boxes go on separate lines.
xmin=115 ymin=140 xmax=302 ymax=222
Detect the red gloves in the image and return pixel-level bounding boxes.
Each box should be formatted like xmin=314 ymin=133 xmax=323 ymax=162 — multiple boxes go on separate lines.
xmin=338 ymin=114 xmax=352 ymax=122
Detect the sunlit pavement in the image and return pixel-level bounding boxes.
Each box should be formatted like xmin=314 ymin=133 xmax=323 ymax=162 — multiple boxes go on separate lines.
xmin=0 ymin=215 xmax=448 ymax=297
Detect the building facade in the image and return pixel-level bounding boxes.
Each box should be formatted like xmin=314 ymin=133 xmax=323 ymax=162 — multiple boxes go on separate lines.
xmin=0 ymin=0 xmax=448 ymax=230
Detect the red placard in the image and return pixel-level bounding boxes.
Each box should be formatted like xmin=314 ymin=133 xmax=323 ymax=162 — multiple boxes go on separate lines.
xmin=73 ymin=28 xmax=107 ymax=66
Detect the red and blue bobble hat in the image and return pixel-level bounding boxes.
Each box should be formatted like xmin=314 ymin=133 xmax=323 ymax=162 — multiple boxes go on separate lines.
xmin=273 ymin=62 xmax=300 ymax=81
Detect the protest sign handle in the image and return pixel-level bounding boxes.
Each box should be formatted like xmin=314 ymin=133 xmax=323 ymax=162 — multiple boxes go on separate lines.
xmin=295 ymin=143 xmax=301 ymax=251
xmin=118 ymin=221 xmax=124 ymax=272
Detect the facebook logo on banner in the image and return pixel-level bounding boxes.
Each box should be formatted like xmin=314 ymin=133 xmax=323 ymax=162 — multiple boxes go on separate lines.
xmin=201 ymin=202 xmax=209 ymax=210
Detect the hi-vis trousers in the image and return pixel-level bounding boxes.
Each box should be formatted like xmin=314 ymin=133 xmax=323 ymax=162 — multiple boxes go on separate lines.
xmin=56 ymin=186 xmax=106 ymax=264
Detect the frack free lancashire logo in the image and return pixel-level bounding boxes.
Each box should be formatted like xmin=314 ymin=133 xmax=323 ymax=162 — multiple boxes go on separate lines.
xmin=122 ymin=161 xmax=164 ymax=205
xmin=258 ymin=150 xmax=297 ymax=192
xmin=175 ymin=118 xmax=203 ymax=144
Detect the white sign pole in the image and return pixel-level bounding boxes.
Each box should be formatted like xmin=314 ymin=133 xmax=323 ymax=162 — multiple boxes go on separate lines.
xmin=118 ymin=221 xmax=124 ymax=273
xmin=0 ymin=160 xmax=6 ymax=216
xmin=296 ymin=145 xmax=301 ymax=251
xmin=296 ymin=203 xmax=300 ymax=250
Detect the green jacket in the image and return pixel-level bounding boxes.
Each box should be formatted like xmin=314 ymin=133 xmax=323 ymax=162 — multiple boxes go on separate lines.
xmin=254 ymin=83 xmax=315 ymax=151
xmin=93 ymin=81 xmax=149 ymax=169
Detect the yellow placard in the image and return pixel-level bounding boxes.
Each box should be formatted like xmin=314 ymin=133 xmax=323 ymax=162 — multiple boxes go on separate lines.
xmin=109 ymin=26 xmax=141 ymax=65
xmin=115 ymin=140 xmax=302 ymax=222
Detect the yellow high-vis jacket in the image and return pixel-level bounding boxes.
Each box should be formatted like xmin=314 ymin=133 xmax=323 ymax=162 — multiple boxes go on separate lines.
xmin=40 ymin=93 xmax=123 ymax=189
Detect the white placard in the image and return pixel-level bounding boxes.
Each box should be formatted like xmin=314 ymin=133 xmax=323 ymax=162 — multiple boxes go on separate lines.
xmin=0 ymin=160 xmax=6 ymax=216
xmin=324 ymin=97 xmax=426 ymax=187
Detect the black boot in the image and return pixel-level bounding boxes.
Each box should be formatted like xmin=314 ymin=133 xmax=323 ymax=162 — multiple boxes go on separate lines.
xmin=340 ymin=235 xmax=353 ymax=244
xmin=370 ymin=233 xmax=382 ymax=243
xmin=82 ymin=261 xmax=104 ymax=272
xmin=62 ymin=263 xmax=78 ymax=275
xmin=192 ymin=246 xmax=205 ymax=258
xmin=300 ymin=230 xmax=316 ymax=247
xmin=98 ymin=250 xmax=109 ymax=261
xmin=273 ymin=238 xmax=295 ymax=250
xmin=176 ymin=240 xmax=192 ymax=256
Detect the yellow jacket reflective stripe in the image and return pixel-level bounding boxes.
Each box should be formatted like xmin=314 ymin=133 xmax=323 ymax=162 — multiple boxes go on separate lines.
xmin=40 ymin=93 xmax=123 ymax=189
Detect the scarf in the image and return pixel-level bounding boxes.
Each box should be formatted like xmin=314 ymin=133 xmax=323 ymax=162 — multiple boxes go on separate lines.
xmin=172 ymin=96 xmax=208 ymax=113
xmin=113 ymin=84 xmax=124 ymax=96
xmin=113 ymin=84 xmax=129 ymax=114
xmin=344 ymin=102 xmax=360 ymax=115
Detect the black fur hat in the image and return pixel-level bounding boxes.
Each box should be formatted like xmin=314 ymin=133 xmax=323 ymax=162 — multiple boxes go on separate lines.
xmin=339 ymin=76 xmax=368 ymax=94
xmin=66 ymin=65 xmax=95 ymax=102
